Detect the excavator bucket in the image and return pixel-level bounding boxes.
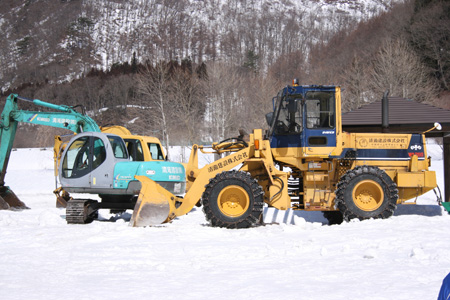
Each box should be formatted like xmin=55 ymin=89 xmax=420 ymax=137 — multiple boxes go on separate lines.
xmin=0 ymin=186 xmax=28 ymax=209
xmin=130 ymin=176 xmax=173 ymax=227
xmin=53 ymin=187 xmax=72 ymax=208
xmin=0 ymin=196 xmax=8 ymax=209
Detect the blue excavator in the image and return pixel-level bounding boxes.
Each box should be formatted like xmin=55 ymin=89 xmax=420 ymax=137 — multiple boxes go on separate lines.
xmin=0 ymin=94 xmax=185 ymax=224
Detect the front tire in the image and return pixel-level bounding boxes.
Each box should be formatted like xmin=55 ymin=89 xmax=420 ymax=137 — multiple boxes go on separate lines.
xmin=202 ymin=171 xmax=264 ymax=228
xmin=335 ymin=166 xmax=398 ymax=222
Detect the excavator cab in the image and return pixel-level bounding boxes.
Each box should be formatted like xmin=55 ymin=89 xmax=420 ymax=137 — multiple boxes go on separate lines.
xmin=59 ymin=131 xmax=186 ymax=224
xmin=60 ymin=132 xmax=129 ymax=191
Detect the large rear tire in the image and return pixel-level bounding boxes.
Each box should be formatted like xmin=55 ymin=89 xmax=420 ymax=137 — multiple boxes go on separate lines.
xmin=335 ymin=166 xmax=398 ymax=222
xmin=202 ymin=170 xmax=264 ymax=228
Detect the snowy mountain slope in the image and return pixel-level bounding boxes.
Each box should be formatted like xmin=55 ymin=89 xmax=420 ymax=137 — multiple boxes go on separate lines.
xmin=88 ymin=0 xmax=402 ymax=67
xmin=0 ymin=0 xmax=403 ymax=90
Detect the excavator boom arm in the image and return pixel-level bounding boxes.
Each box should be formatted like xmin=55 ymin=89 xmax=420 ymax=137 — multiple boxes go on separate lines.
xmin=2 ymin=94 xmax=100 ymax=132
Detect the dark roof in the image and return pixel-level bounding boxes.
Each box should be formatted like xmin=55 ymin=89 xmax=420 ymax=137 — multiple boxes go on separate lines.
xmin=342 ymin=97 xmax=450 ymax=135
xmin=342 ymin=97 xmax=450 ymax=126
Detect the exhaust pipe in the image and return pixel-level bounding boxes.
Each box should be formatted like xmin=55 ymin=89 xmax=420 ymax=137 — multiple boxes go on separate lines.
xmin=382 ymin=89 xmax=390 ymax=132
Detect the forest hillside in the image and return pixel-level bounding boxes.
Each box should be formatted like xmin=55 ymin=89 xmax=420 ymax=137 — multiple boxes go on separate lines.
xmin=0 ymin=0 xmax=448 ymax=148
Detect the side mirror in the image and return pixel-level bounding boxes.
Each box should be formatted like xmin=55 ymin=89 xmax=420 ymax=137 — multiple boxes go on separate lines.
xmin=435 ymin=122 xmax=442 ymax=131
xmin=423 ymin=122 xmax=442 ymax=134
xmin=265 ymin=112 xmax=274 ymax=126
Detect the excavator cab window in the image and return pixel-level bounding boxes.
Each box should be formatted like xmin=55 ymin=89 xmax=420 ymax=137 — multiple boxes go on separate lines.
xmin=62 ymin=136 xmax=107 ymax=178
xmin=92 ymin=138 xmax=106 ymax=169
xmin=107 ymin=135 xmax=128 ymax=159
xmin=62 ymin=137 xmax=91 ymax=178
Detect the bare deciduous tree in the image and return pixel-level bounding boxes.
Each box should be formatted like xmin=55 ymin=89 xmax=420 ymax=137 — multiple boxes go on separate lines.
xmin=137 ymin=62 xmax=174 ymax=156
xmin=171 ymin=68 xmax=204 ymax=145
xmin=369 ymin=38 xmax=437 ymax=103
xmin=268 ymin=50 xmax=306 ymax=84
xmin=240 ymin=73 xmax=282 ymax=132
xmin=409 ymin=1 xmax=450 ymax=90
xmin=341 ymin=55 xmax=372 ymax=111
xmin=202 ymin=62 xmax=244 ymax=142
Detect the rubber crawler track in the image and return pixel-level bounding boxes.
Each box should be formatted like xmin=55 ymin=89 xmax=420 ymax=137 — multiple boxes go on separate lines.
xmin=202 ymin=170 xmax=264 ymax=228
xmin=335 ymin=165 xmax=398 ymax=222
xmin=66 ymin=200 xmax=97 ymax=224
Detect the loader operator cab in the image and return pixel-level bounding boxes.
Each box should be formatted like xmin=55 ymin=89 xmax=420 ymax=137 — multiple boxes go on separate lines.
xmin=124 ymin=137 xmax=166 ymax=162
xmin=267 ymin=83 xmax=338 ymax=152
xmin=125 ymin=139 xmax=145 ymax=161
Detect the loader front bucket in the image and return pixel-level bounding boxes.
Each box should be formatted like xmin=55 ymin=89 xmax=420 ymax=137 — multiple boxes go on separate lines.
xmin=0 ymin=186 xmax=28 ymax=209
xmin=130 ymin=176 xmax=173 ymax=227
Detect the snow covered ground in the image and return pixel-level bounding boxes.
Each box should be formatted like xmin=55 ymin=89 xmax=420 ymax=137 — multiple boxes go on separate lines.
xmin=1 ymin=142 xmax=449 ymax=300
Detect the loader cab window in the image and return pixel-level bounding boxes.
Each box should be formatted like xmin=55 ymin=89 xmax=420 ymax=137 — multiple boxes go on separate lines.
xmin=148 ymin=143 xmax=165 ymax=160
xmin=107 ymin=135 xmax=128 ymax=159
xmin=305 ymin=91 xmax=335 ymax=129
xmin=273 ymin=94 xmax=303 ymax=135
xmin=124 ymin=139 xmax=145 ymax=161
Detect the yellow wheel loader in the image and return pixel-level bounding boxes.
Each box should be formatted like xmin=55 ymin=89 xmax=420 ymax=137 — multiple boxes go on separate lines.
xmin=130 ymin=81 xmax=442 ymax=228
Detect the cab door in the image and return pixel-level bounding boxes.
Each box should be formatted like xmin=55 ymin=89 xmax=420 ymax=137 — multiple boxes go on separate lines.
xmin=60 ymin=135 xmax=92 ymax=186
xmin=89 ymin=134 xmax=129 ymax=189
xmin=88 ymin=135 xmax=111 ymax=189
xmin=302 ymin=90 xmax=337 ymax=156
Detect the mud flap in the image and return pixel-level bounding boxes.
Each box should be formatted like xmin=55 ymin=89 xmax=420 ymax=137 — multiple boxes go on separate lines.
xmin=129 ymin=176 xmax=172 ymax=227
xmin=0 ymin=186 xmax=28 ymax=209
